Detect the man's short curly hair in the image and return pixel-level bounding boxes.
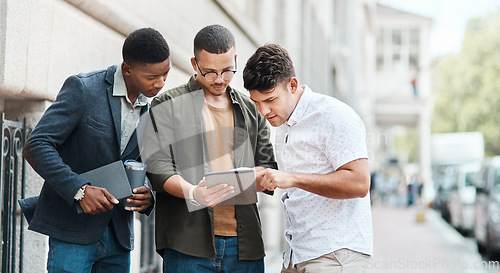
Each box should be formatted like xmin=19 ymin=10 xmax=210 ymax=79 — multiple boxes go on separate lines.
xmin=193 ymin=24 xmax=235 ymax=57
xmin=243 ymin=43 xmax=295 ymax=92
xmin=122 ymin=27 xmax=170 ymax=65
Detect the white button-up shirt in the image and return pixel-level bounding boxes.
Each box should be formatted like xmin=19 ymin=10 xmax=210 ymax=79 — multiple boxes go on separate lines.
xmin=276 ymin=86 xmax=373 ymax=268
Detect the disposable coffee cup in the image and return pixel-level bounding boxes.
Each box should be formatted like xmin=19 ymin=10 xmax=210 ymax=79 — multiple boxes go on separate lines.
xmin=124 ymin=160 xmax=147 ymax=207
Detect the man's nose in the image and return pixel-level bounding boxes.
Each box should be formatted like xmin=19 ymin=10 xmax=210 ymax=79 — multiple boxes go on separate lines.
xmin=214 ymin=73 xmax=225 ymax=84
xmin=154 ymin=76 xmax=166 ymax=89
xmin=259 ymin=104 xmax=271 ymax=116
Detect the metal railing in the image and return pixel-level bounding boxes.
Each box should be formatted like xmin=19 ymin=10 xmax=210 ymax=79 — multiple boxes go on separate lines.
xmin=1 ymin=113 xmax=28 ymax=273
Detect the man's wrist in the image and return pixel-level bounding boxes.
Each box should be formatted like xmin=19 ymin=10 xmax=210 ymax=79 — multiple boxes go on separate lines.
xmin=290 ymin=173 xmax=300 ymax=189
xmin=74 ymin=184 xmax=88 ymax=201
xmin=188 ymin=185 xmax=201 ymax=206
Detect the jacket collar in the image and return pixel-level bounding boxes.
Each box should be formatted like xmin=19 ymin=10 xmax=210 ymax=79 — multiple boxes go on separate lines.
xmin=105 ymin=65 xmax=117 ymax=86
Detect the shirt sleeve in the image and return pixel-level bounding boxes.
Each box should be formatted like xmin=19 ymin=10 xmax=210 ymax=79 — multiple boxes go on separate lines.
xmin=143 ymin=97 xmax=178 ymax=193
xmin=320 ymin=107 xmax=368 ymax=171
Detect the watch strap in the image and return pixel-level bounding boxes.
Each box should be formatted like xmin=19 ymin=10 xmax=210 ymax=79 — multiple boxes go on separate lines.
xmin=188 ymin=185 xmax=201 ymax=206
xmin=74 ymin=184 xmax=88 ymax=201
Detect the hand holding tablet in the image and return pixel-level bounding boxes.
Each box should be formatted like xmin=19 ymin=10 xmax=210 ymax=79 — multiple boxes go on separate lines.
xmin=204 ymin=167 xmax=257 ymax=206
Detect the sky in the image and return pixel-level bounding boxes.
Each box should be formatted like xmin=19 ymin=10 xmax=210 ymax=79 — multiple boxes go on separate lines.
xmin=379 ymin=0 xmax=500 ymax=57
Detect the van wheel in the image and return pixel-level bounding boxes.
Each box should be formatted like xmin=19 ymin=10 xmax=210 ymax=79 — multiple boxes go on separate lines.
xmin=463 ymin=228 xmax=473 ymax=237
xmin=477 ymin=240 xmax=486 ymax=254
xmin=487 ymin=234 xmax=500 ymax=260
xmin=487 ymin=246 xmax=500 ymax=261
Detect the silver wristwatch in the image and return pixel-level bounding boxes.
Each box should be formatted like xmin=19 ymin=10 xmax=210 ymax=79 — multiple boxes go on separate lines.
xmin=74 ymin=185 xmax=88 ymax=201
xmin=188 ymin=185 xmax=201 ymax=206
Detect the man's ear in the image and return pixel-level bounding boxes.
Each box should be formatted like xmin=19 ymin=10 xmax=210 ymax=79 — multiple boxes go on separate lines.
xmin=122 ymin=62 xmax=132 ymax=76
xmin=190 ymin=57 xmax=197 ymax=73
xmin=289 ymin=77 xmax=299 ymax=94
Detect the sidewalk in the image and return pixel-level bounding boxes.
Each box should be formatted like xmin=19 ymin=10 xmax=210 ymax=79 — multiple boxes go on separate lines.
xmin=368 ymin=205 xmax=491 ymax=273
xmin=264 ymin=205 xmax=496 ymax=273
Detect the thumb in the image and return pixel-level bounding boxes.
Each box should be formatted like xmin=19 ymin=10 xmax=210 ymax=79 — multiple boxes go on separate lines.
xmin=198 ymin=177 xmax=206 ymax=188
xmin=103 ymin=189 xmax=119 ymax=204
xmin=255 ymin=169 xmax=267 ymax=180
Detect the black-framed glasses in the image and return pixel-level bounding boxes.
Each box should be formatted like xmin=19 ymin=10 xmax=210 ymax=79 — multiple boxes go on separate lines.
xmin=195 ymin=58 xmax=237 ymax=81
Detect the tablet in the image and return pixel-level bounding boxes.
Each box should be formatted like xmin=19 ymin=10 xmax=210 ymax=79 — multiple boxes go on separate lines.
xmin=205 ymin=168 xmax=257 ymax=205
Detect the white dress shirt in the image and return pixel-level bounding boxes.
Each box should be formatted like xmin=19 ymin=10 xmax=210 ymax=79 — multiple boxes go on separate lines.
xmin=276 ymin=86 xmax=373 ymax=268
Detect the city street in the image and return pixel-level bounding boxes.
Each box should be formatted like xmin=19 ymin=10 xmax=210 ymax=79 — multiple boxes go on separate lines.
xmin=265 ymin=205 xmax=500 ymax=273
xmin=368 ymin=205 xmax=499 ymax=273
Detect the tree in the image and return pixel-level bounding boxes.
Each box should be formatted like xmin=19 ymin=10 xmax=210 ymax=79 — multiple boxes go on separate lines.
xmin=432 ymin=10 xmax=500 ymax=156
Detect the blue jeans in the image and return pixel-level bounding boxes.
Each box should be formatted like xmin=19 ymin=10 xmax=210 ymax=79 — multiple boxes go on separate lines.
xmin=47 ymin=224 xmax=130 ymax=273
xmin=162 ymin=236 xmax=264 ymax=273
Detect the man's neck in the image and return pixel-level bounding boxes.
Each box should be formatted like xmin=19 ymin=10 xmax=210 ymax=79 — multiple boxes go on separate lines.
xmin=289 ymin=85 xmax=306 ymax=117
xmin=294 ymin=85 xmax=305 ymax=105
xmin=204 ymin=90 xmax=231 ymax=108
xmin=122 ymin=71 xmax=138 ymax=105
xmin=127 ymin=90 xmax=139 ymax=105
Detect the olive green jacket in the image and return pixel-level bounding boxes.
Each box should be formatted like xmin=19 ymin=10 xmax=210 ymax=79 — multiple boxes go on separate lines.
xmin=144 ymin=75 xmax=277 ymax=260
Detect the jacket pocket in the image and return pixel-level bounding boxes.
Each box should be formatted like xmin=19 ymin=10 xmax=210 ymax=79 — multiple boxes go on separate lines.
xmin=87 ymin=117 xmax=112 ymax=135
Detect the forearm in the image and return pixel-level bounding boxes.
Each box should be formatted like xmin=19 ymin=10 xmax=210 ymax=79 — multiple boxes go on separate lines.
xmin=260 ymin=159 xmax=370 ymax=199
xmin=291 ymin=169 xmax=370 ymax=199
xmin=163 ymin=174 xmax=192 ymax=199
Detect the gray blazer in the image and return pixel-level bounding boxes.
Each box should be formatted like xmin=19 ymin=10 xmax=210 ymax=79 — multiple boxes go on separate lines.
xmin=22 ymin=65 xmax=152 ymax=251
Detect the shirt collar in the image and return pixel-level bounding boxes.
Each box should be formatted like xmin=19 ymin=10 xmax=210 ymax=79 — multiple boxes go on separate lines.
xmin=113 ymin=65 xmax=148 ymax=107
xmin=286 ymin=85 xmax=312 ymax=127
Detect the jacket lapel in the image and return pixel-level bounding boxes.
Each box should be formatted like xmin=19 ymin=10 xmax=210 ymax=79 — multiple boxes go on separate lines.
xmin=105 ymin=66 xmax=122 ymax=147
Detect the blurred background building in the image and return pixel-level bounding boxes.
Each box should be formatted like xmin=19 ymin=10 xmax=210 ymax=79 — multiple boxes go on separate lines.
xmin=0 ymin=0 xmax=434 ymax=272
xmin=372 ymin=3 xmax=434 ymax=203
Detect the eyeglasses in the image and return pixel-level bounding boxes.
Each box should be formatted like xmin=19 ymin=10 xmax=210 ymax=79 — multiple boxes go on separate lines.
xmin=195 ymin=58 xmax=237 ymax=82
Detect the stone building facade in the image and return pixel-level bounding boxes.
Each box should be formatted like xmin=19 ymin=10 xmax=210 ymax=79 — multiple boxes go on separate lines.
xmin=0 ymin=1 xmax=433 ymax=272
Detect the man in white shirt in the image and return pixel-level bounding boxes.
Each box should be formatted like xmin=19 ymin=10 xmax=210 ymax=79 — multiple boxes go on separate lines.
xmin=243 ymin=44 xmax=373 ymax=273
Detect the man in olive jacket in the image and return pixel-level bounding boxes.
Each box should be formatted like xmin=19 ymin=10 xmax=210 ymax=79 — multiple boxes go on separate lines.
xmin=142 ymin=25 xmax=277 ymax=273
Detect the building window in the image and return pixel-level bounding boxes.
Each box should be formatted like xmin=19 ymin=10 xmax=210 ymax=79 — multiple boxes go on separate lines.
xmin=377 ymin=53 xmax=384 ymax=71
xmin=376 ymin=27 xmax=421 ymax=72
xmin=393 ymin=53 xmax=403 ymax=71
xmin=409 ymin=28 xmax=420 ymax=47
xmin=409 ymin=53 xmax=419 ymax=70
xmin=409 ymin=28 xmax=420 ymax=69
xmin=392 ymin=29 xmax=402 ymax=46
xmin=376 ymin=29 xmax=385 ymax=71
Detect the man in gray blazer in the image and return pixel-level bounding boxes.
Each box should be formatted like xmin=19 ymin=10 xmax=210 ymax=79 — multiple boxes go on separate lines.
xmin=22 ymin=27 xmax=170 ymax=273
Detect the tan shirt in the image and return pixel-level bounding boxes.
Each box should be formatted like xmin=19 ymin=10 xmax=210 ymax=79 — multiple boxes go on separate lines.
xmin=202 ymin=102 xmax=237 ymax=236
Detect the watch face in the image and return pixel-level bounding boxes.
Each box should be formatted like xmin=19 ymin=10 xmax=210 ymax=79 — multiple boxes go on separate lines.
xmin=75 ymin=189 xmax=84 ymax=201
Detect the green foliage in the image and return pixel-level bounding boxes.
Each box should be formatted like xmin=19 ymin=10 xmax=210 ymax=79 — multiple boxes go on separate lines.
xmin=394 ymin=127 xmax=419 ymax=163
xmin=432 ymin=11 xmax=500 ymax=156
